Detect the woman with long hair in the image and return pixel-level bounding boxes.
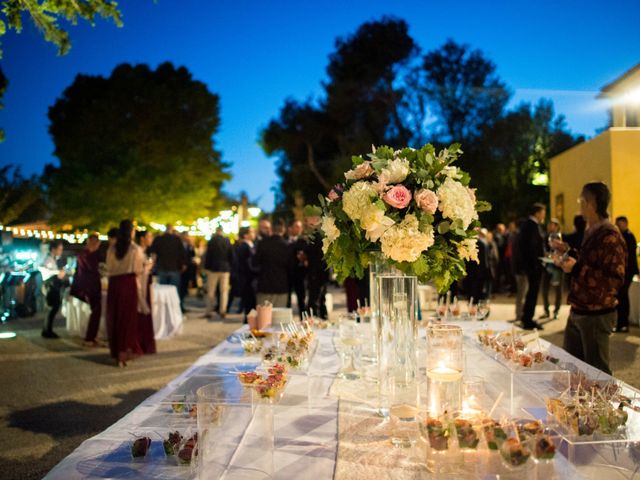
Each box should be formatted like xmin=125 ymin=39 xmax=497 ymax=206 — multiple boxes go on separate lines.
xmin=106 ymin=220 xmax=149 ymax=367
xmin=136 ymin=230 xmax=156 ymax=354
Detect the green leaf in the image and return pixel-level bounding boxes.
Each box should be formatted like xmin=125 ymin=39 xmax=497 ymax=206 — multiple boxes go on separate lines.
xmin=351 ymin=155 xmax=364 ymax=166
xmin=303 ymin=205 xmax=322 ymax=217
xmin=437 ymin=221 xmax=450 ymax=234
xmin=476 ymin=200 xmax=492 ymax=212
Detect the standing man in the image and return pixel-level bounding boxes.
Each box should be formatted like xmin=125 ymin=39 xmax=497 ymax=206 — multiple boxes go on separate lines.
xmin=256 ymin=218 xmax=272 ymax=245
xmin=235 ymin=226 xmax=257 ymax=323
xmin=557 ymin=182 xmax=626 ymax=374
xmin=70 ymin=234 xmax=103 ymax=346
xmin=615 ymin=216 xmax=639 ymax=333
xmin=151 ymin=224 xmax=187 ymax=310
xmin=287 ymin=219 xmax=307 ymax=318
xmin=180 ymin=232 xmax=196 ymax=310
xmin=39 ymin=240 xmax=68 ymax=338
xmin=541 ymin=218 xmax=563 ymax=320
xmin=515 ymin=203 xmax=546 ymax=330
xmin=255 ymin=221 xmax=292 ymax=307
xmin=304 ymin=223 xmax=330 ymax=319
xmin=203 ymin=227 xmax=234 ymax=319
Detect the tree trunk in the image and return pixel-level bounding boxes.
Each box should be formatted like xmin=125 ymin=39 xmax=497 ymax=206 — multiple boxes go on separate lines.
xmin=306 ymin=142 xmax=331 ymax=190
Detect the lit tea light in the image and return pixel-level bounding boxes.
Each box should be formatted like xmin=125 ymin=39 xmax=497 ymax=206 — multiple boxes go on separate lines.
xmin=460 ymin=396 xmax=482 ymax=418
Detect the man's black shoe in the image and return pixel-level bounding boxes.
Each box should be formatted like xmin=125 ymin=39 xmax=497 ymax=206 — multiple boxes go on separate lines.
xmin=41 ymin=330 xmax=60 ymax=339
xmin=522 ymin=321 xmax=544 ymax=331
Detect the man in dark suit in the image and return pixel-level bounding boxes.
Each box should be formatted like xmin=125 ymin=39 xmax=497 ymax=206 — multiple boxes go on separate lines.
xmin=304 ymin=229 xmax=330 ymax=319
xmin=235 ymin=226 xmax=257 ymax=323
xmin=255 ymin=221 xmax=292 ymax=308
xmin=203 ymin=227 xmax=234 ymax=319
xmin=287 ymin=219 xmax=307 ymax=319
xmin=515 ymin=203 xmax=546 ymax=330
xmin=615 ymin=216 xmax=639 ymax=332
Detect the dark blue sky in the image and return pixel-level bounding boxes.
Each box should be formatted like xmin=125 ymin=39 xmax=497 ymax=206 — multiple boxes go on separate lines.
xmin=1 ymin=0 xmax=638 ymax=210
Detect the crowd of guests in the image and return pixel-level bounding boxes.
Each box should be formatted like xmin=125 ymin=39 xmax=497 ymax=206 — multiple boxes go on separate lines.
xmin=39 ymin=217 xmax=329 ymax=366
xmin=201 ymin=218 xmax=329 ymax=321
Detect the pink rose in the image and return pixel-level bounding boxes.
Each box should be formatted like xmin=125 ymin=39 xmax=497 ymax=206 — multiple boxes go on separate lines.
xmin=327 ymin=190 xmax=340 ymax=202
xmin=344 ymin=162 xmax=374 ymax=181
xmin=414 ymin=189 xmax=439 ymax=214
xmin=383 ymin=185 xmax=412 ymax=209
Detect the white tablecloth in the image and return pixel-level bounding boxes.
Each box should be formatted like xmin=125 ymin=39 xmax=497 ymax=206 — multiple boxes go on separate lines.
xmin=63 ymin=284 xmax=183 ymax=340
xmin=46 ymin=321 xmax=640 ymax=479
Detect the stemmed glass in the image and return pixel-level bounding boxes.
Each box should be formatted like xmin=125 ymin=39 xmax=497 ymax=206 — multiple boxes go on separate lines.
xmin=476 ymin=300 xmax=490 ymax=324
xmin=337 ymin=314 xmax=363 ymax=380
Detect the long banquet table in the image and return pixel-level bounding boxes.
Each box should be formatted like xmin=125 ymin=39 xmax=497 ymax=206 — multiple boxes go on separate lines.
xmin=46 ymin=321 xmax=640 ymax=479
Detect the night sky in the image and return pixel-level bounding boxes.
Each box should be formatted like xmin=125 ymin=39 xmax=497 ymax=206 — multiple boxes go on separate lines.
xmin=1 ymin=0 xmax=638 ymax=210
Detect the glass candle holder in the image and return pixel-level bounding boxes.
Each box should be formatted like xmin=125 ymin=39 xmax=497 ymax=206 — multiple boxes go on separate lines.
xmin=426 ymin=324 xmax=464 ymax=416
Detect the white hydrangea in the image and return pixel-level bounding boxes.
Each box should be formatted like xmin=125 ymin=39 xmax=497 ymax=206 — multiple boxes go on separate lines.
xmin=379 ymin=157 xmax=410 ymax=184
xmin=437 ymin=177 xmax=478 ymax=229
xmin=457 ymin=238 xmax=479 ymax=263
xmin=380 ymin=214 xmax=434 ymax=263
xmin=360 ymin=204 xmax=395 ymax=242
xmin=341 ymin=181 xmax=378 ymax=221
xmin=321 ymin=215 xmax=340 ymax=243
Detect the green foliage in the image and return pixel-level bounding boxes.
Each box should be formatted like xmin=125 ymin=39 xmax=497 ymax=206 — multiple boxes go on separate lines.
xmin=46 ymin=62 xmax=229 ymax=230
xmin=0 ymin=0 xmax=122 ymax=58
xmin=0 ymin=165 xmax=46 ymax=225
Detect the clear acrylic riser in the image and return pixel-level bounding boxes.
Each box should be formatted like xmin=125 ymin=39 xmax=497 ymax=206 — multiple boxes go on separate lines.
xmin=463 ymin=337 xmax=571 ymax=416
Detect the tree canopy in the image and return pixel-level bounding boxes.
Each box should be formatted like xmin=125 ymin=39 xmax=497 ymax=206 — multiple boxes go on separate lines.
xmin=0 ymin=0 xmax=122 ymax=58
xmin=46 ymin=62 xmax=229 ymax=230
xmin=0 ymin=165 xmax=45 ymax=225
xmin=261 ymin=17 xmax=417 ymax=211
xmin=262 ymin=22 xmax=582 ymax=224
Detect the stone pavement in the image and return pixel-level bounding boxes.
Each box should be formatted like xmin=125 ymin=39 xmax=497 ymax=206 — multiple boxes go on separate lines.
xmin=1 ymin=288 xmax=639 ymax=480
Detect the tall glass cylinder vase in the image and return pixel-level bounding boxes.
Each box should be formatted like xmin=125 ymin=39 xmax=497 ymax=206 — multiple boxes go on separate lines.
xmin=368 ymin=252 xmax=401 ymax=358
xmin=377 ymin=274 xmax=418 ymax=447
xmin=425 ymin=324 xmax=464 ymax=416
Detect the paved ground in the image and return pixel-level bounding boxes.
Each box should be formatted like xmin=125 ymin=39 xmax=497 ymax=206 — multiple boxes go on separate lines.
xmin=1 ymin=288 xmax=639 ymax=479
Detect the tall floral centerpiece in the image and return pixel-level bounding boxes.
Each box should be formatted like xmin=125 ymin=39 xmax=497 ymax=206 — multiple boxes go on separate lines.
xmin=309 ymin=143 xmax=489 ymax=293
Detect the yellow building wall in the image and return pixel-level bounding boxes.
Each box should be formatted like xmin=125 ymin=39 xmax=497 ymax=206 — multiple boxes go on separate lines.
xmin=610 ymin=128 xmax=640 ymax=230
xmin=550 ymin=131 xmax=612 ymax=232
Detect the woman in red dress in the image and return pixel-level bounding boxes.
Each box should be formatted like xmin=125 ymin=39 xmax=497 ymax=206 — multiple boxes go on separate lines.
xmin=136 ymin=230 xmax=156 ymax=354
xmin=106 ymin=220 xmax=148 ymax=367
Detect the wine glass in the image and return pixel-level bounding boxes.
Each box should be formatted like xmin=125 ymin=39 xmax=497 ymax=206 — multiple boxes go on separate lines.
xmin=476 ymin=300 xmax=490 ymax=322
xmin=337 ymin=314 xmax=362 ymax=380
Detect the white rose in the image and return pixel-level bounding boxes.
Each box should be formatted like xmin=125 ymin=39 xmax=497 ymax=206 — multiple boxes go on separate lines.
xmin=380 ymin=214 xmax=434 ymax=263
xmin=321 ymin=215 xmax=340 ymax=243
xmin=360 ymin=204 xmax=395 ymax=242
xmin=457 ymin=238 xmax=479 ymax=263
xmin=436 ymin=177 xmax=478 ymax=229
xmin=341 ymin=181 xmax=378 ymax=221
xmin=379 ymin=157 xmax=410 ymax=184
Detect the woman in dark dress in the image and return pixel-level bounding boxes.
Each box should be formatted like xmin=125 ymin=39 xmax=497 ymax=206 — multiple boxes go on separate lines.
xmin=106 ymin=220 xmax=147 ymax=367
xmin=136 ymin=230 xmax=156 ymax=354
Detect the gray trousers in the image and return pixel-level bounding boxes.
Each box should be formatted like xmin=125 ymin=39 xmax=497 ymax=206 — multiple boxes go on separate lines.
xmin=563 ymin=310 xmax=616 ymax=375
xmin=515 ymin=274 xmax=528 ymax=320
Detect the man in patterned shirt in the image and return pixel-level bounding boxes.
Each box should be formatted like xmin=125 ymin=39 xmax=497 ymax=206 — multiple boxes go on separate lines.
xmin=556 ymin=182 xmax=627 ymax=374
